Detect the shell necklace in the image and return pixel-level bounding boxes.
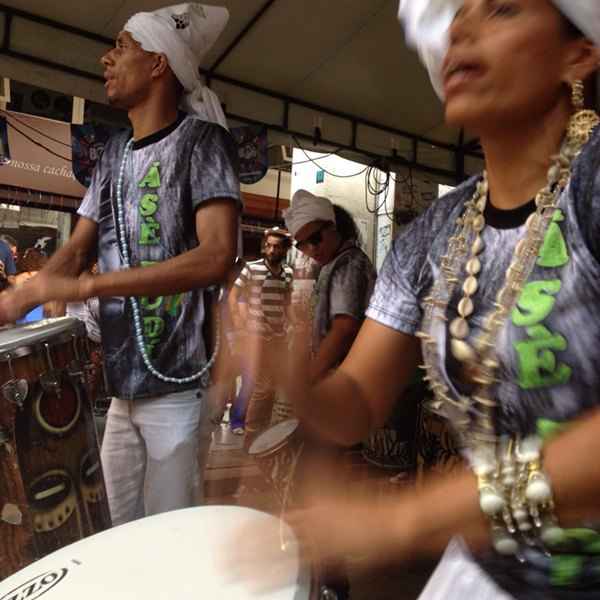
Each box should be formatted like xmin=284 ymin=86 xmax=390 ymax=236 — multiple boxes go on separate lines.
xmin=418 ymin=124 xmax=593 ymax=443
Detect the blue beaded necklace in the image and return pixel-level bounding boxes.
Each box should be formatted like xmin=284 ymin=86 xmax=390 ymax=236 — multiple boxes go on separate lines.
xmin=114 ymin=138 xmax=219 ymax=385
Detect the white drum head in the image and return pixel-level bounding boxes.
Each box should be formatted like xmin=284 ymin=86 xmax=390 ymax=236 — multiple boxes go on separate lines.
xmin=0 ymin=506 xmax=311 ymax=600
xmin=249 ymin=419 xmax=300 ymax=456
xmin=0 ymin=317 xmax=83 ymax=358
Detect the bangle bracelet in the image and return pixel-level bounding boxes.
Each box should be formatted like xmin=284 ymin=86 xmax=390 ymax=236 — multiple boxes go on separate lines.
xmin=472 ymin=435 xmax=564 ymax=556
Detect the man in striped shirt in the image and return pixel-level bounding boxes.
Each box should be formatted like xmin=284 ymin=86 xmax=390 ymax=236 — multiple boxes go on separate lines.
xmin=230 ymin=228 xmax=294 ymax=445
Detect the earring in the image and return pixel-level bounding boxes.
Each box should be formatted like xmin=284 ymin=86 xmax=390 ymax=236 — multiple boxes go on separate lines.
xmin=567 ymin=79 xmax=600 ymax=147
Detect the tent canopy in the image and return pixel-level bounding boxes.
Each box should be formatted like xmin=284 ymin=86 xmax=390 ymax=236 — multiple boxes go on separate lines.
xmin=0 ymin=0 xmax=480 ymax=181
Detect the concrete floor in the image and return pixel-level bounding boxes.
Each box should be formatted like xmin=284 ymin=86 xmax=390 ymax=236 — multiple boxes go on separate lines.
xmin=204 ymin=424 xmax=439 ymax=600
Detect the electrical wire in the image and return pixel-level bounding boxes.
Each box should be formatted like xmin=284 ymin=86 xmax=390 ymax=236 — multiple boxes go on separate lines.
xmin=4 ymin=119 xmax=72 ymax=162
xmin=292 ymin=135 xmax=369 ymax=178
xmin=1 ymin=110 xmax=72 ymax=148
xmin=268 ymin=143 xmax=344 ymax=166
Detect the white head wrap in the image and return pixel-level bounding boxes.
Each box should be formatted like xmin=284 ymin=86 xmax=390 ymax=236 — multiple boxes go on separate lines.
xmin=125 ymin=3 xmax=229 ymax=128
xmin=284 ymin=190 xmax=336 ymax=238
xmin=398 ymin=0 xmax=600 ymax=99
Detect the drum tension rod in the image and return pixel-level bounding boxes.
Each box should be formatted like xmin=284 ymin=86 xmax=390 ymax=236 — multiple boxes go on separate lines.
xmin=1 ymin=354 xmax=28 ymax=409
xmin=69 ymin=334 xmax=86 ymax=383
xmin=41 ymin=343 xmax=62 ymax=397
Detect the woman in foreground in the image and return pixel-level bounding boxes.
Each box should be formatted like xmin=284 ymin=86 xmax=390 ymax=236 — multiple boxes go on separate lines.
xmin=235 ymin=2 xmax=600 ymax=599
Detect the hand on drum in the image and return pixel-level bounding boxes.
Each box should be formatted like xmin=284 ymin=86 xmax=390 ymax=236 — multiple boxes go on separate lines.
xmin=223 ymin=495 xmax=417 ymax=593
xmin=0 ymin=271 xmax=90 ymax=324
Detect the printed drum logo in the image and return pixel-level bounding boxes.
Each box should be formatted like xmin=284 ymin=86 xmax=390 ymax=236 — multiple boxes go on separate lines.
xmin=0 ymin=569 xmax=68 ymax=600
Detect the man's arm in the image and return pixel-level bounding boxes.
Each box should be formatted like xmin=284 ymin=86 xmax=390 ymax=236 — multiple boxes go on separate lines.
xmin=87 ymin=198 xmax=237 ymax=299
xmin=0 ymin=217 xmax=97 ymax=322
xmin=0 ymin=198 xmax=237 ymax=324
xmin=309 ymin=315 xmax=361 ymax=383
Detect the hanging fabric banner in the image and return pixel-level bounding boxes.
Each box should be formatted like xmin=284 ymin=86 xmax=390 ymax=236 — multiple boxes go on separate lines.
xmin=231 ymin=124 xmax=268 ymax=185
xmin=0 ymin=116 xmax=11 ymax=165
xmin=71 ymin=123 xmax=115 ymax=187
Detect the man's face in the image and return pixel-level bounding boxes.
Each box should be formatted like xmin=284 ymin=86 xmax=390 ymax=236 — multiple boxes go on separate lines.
xmin=263 ymin=236 xmax=287 ymax=266
xmin=100 ymin=31 xmax=157 ymax=110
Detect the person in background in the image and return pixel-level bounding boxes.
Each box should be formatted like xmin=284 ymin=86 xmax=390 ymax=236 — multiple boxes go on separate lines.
xmin=0 ymin=237 xmax=16 ymax=283
xmin=15 ymin=248 xmax=48 ymax=323
xmin=208 ymin=257 xmax=249 ymax=432
xmin=229 ymin=228 xmax=294 ymax=446
xmin=0 ymin=261 xmax=10 ymax=294
xmin=285 ymin=192 xmax=376 ymax=600
xmin=286 ymin=192 xmax=376 ymax=383
xmin=0 ymin=234 xmax=18 ymax=261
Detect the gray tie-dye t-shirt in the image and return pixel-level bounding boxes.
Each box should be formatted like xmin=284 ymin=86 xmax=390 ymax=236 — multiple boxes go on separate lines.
xmin=367 ymin=127 xmax=600 ymax=599
xmin=312 ymin=242 xmax=376 ymax=352
xmin=78 ymin=114 xmax=240 ymax=400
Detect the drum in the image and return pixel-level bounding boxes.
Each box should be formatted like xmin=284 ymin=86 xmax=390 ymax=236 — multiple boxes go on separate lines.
xmin=0 ymin=318 xmax=111 ymax=580
xmin=248 ymin=419 xmax=303 ymax=508
xmin=0 ymin=506 xmax=318 ymax=599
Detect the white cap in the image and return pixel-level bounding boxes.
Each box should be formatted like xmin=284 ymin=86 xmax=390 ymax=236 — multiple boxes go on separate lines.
xmin=284 ymin=189 xmax=336 ymax=237
xmin=124 ymin=3 xmax=229 ymax=127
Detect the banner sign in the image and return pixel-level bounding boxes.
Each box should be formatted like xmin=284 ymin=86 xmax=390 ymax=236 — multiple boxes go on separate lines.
xmin=71 ymin=123 xmax=115 ymax=187
xmin=231 ymin=124 xmax=268 ymax=185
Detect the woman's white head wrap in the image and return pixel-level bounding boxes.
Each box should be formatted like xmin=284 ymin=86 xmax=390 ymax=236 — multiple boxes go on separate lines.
xmin=398 ymin=0 xmax=600 ymax=99
xmin=125 ymin=3 xmax=229 ymax=128
xmin=284 ymin=190 xmax=336 ymax=238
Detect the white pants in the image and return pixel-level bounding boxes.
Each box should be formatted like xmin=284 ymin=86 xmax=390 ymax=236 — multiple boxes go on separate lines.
xmin=419 ymin=539 xmax=514 ymax=600
xmin=100 ymin=387 xmax=217 ymax=526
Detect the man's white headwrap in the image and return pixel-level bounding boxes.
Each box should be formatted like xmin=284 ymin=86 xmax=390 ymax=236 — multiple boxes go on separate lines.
xmin=398 ymin=0 xmax=600 ymax=99
xmin=284 ymin=190 xmax=336 ymax=238
xmin=125 ymin=3 xmax=229 ymax=128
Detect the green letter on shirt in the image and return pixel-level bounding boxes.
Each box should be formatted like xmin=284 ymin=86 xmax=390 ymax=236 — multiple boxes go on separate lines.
xmin=139 ymin=162 xmax=161 ymax=189
xmin=512 ymin=280 xmax=562 ymax=328
xmin=514 ymin=325 xmax=572 ymax=389
xmin=140 ymin=194 xmax=159 ymax=218
xmin=538 ymin=210 xmax=569 ymax=268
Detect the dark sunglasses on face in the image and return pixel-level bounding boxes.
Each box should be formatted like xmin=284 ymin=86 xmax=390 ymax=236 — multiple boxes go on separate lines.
xmin=295 ymin=223 xmax=330 ymax=251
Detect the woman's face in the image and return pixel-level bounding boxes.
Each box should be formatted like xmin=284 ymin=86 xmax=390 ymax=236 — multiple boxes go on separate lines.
xmin=294 ymin=221 xmax=340 ymax=266
xmin=443 ymin=0 xmax=584 ymax=132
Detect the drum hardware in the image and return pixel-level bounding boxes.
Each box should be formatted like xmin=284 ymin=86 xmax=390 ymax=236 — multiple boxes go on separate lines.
xmin=2 ymin=354 xmax=28 ymax=409
xmin=40 ymin=343 xmax=62 ymax=397
xmin=68 ymin=334 xmax=86 ymax=383
xmin=319 ymin=586 xmax=340 ymax=600
xmin=0 ymin=426 xmax=12 ymax=454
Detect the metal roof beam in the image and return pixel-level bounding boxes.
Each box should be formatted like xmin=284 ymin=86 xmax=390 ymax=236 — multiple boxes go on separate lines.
xmin=208 ymin=0 xmax=278 ymax=75
xmin=200 ymin=69 xmax=457 ymax=152
xmin=0 ymin=3 xmax=113 ymax=46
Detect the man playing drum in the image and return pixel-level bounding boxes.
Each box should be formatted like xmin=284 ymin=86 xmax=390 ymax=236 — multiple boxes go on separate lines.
xmin=0 ymin=3 xmax=240 ymax=525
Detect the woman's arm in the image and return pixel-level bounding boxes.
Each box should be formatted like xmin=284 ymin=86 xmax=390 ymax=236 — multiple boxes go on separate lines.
xmin=309 ymin=315 xmax=361 ymax=383
xmin=292 ymin=407 xmax=600 ymax=568
xmin=290 ymin=318 xmax=421 ymax=445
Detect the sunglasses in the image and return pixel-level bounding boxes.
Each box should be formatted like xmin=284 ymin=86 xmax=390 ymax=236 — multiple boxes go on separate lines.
xmin=295 ymin=223 xmax=330 ymax=251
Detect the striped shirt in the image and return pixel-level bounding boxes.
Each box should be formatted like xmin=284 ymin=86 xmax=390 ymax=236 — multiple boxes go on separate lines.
xmin=235 ymin=259 xmax=293 ymax=338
